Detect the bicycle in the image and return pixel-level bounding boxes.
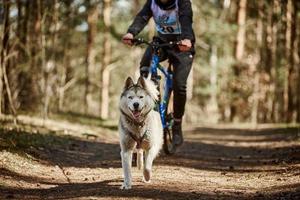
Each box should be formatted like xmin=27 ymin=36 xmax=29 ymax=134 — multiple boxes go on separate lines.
xmin=131 ymin=37 xmax=181 ymax=155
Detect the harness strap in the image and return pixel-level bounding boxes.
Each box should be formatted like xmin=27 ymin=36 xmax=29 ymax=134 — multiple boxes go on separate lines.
xmin=128 ymin=129 xmax=148 ymax=149
xmin=120 ymin=120 xmax=149 ymax=149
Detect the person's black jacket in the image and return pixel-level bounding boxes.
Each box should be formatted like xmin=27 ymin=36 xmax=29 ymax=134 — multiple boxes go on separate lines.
xmin=127 ymin=0 xmax=195 ymax=43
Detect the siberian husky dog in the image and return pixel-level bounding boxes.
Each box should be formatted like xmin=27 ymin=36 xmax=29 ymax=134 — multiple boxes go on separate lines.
xmin=119 ymin=76 xmax=163 ymax=190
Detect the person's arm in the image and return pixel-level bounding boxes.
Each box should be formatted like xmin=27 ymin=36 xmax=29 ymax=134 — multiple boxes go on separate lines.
xmin=127 ymin=0 xmax=152 ymax=36
xmin=178 ymin=0 xmax=194 ymax=42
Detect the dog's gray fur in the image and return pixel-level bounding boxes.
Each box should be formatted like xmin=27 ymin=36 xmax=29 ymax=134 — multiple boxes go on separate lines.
xmin=119 ymin=76 xmax=163 ymax=189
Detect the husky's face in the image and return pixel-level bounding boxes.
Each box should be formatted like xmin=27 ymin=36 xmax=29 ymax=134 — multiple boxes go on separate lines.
xmin=120 ymin=77 xmax=155 ymax=120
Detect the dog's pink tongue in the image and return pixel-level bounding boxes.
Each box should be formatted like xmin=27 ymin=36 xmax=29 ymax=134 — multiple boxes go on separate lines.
xmin=133 ymin=111 xmax=141 ymax=119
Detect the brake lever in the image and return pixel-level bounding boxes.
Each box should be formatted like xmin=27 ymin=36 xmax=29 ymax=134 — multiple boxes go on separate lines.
xmin=132 ymin=38 xmax=144 ymax=45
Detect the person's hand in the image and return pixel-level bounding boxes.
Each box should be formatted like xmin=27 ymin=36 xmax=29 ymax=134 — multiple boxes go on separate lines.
xmin=122 ymin=33 xmax=134 ymax=46
xmin=178 ymin=39 xmax=192 ymax=52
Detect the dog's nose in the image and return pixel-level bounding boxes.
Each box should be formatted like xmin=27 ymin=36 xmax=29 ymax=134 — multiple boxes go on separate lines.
xmin=133 ymin=102 xmax=139 ymax=110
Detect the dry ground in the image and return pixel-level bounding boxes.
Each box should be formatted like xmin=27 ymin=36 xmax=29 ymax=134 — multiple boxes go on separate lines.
xmin=0 ymin=116 xmax=300 ymax=200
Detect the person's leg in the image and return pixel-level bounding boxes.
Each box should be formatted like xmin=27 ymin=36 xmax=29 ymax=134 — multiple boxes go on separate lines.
xmin=140 ymin=46 xmax=153 ymax=77
xmin=140 ymin=46 xmax=168 ymax=77
xmin=169 ymin=50 xmax=193 ymax=146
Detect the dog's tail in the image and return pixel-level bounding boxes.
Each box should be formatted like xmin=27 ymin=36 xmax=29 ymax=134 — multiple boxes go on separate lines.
xmin=143 ymin=76 xmax=159 ymax=101
xmin=137 ymin=149 xmax=144 ymax=170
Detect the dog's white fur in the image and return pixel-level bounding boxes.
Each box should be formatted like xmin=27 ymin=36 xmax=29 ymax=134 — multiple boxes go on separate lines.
xmin=119 ymin=76 xmax=163 ymax=189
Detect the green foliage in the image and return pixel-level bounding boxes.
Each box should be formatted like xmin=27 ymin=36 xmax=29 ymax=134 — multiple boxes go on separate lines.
xmin=1 ymin=0 xmax=299 ymax=123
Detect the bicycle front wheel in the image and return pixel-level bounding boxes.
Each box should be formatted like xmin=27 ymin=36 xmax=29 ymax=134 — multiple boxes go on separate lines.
xmin=163 ymin=113 xmax=176 ymax=155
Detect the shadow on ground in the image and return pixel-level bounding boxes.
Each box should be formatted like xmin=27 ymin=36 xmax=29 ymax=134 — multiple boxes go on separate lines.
xmin=0 ymin=178 xmax=299 ymax=200
xmin=0 ymin=128 xmax=121 ymax=169
xmin=1 ymin=126 xmax=300 ymax=199
xmin=1 ymin=126 xmax=300 ymax=171
xmin=190 ymin=127 xmax=300 ymax=142
xmin=158 ymin=127 xmax=300 ymax=173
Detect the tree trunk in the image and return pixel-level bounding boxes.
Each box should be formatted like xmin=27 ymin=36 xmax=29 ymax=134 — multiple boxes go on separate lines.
xmin=265 ymin=0 xmax=276 ymax=122
xmin=297 ymin=2 xmax=300 ymax=122
xmin=42 ymin=1 xmax=59 ymax=119
xmin=230 ymin=0 xmax=247 ymax=122
xmin=234 ymin=0 xmax=247 ymax=61
xmin=100 ymin=0 xmax=112 ymax=119
xmin=292 ymin=0 xmax=300 ymax=122
xmin=284 ymin=0 xmax=292 ymax=122
xmin=17 ymin=0 xmax=30 ymax=110
xmin=16 ymin=0 xmax=23 ymax=59
xmin=0 ymin=1 xmax=10 ymax=115
xmin=0 ymin=1 xmax=17 ymax=116
xmin=24 ymin=0 xmax=42 ymax=111
xmin=84 ymin=1 xmax=99 ymax=115
xmin=58 ymin=50 xmax=69 ymax=112
xmin=0 ymin=60 xmax=2 ymax=115
xmin=250 ymin=1 xmax=263 ymax=125
xmin=270 ymin=0 xmax=281 ymax=122
xmin=284 ymin=0 xmax=297 ymax=122
xmin=17 ymin=0 xmax=28 ymax=58
xmin=58 ymin=1 xmax=72 ymax=112
xmin=207 ymin=45 xmax=219 ymax=123
xmin=12 ymin=0 xmax=24 ymax=111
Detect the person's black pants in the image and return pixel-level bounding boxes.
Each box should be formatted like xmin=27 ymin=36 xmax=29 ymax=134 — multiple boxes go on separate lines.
xmin=140 ymin=46 xmax=194 ymax=119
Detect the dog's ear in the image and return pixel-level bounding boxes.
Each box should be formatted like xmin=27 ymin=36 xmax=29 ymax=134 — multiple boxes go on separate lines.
xmin=124 ymin=77 xmax=134 ymax=89
xmin=137 ymin=76 xmax=146 ymax=89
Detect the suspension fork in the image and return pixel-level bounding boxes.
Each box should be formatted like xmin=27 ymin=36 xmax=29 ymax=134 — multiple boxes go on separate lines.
xmin=160 ymin=70 xmax=173 ymax=128
xmin=150 ymin=54 xmax=173 ymax=128
xmin=156 ymin=64 xmax=172 ymax=128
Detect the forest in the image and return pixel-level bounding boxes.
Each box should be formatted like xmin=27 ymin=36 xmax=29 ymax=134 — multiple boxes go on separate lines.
xmin=0 ymin=0 xmax=299 ymax=124
xmin=0 ymin=1 xmax=300 ymax=199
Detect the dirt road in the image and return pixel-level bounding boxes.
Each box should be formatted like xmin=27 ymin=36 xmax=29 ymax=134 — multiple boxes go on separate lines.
xmin=0 ymin=120 xmax=299 ymax=199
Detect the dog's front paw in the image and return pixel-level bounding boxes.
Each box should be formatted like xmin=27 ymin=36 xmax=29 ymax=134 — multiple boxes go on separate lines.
xmin=120 ymin=182 xmax=132 ymax=190
xmin=142 ymin=177 xmax=151 ymax=183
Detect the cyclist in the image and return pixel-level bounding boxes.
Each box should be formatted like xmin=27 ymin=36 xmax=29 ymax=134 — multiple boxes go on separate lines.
xmin=122 ymin=0 xmax=195 ymax=148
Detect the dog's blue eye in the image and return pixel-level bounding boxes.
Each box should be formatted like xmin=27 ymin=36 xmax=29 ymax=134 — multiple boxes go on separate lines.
xmin=139 ymin=96 xmax=144 ymax=99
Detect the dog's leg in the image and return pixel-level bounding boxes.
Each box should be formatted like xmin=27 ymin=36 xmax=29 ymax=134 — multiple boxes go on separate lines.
xmin=137 ymin=149 xmax=143 ymax=170
xmin=120 ymin=150 xmax=133 ymax=189
xmin=143 ymin=148 xmax=157 ymax=183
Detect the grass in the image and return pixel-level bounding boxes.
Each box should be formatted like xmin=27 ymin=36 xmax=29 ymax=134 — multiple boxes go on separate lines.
xmin=51 ymin=111 xmax=118 ymax=131
xmin=0 ymin=127 xmax=73 ymax=152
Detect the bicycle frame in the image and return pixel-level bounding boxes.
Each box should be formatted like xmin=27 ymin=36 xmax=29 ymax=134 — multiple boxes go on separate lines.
xmin=131 ymin=37 xmax=180 ymax=154
xmin=149 ymin=53 xmax=173 ymax=129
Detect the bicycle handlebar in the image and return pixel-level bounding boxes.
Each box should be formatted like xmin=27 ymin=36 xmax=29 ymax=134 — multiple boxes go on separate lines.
xmin=131 ymin=38 xmax=181 ymax=48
